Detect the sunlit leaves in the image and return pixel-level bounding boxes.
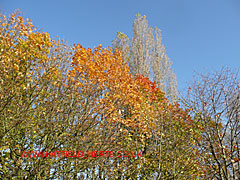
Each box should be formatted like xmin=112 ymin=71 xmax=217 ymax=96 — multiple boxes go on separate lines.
xmin=1 ymin=11 xmax=205 ymax=179
xmin=69 ymin=43 xmax=204 ymax=178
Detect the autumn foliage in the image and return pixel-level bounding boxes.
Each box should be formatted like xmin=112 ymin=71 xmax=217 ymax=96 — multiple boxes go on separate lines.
xmin=0 ymin=12 xmax=209 ymax=179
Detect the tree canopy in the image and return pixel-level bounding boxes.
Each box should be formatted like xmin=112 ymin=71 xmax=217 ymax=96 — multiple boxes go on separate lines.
xmin=1 ymin=11 xmax=239 ymax=180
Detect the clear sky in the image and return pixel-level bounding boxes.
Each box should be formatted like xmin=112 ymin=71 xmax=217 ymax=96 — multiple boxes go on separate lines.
xmin=2 ymin=0 xmax=240 ymax=92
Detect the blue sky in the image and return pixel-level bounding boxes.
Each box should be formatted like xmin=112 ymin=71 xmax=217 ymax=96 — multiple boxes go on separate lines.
xmin=2 ymin=0 xmax=240 ymax=91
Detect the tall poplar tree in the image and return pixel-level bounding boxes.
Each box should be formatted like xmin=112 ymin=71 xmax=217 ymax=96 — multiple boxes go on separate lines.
xmin=113 ymin=14 xmax=178 ymax=101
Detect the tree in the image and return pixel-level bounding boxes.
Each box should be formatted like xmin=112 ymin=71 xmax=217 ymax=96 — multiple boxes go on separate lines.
xmin=183 ymin=67 xmax=240 ymax=179
xmin=113 ymin=14 xmax=178 ymax=102
xmin=70 ymin=44 xmax=203 ymax=179
xmin=0 ymin=11 xmax=75 ymax=179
